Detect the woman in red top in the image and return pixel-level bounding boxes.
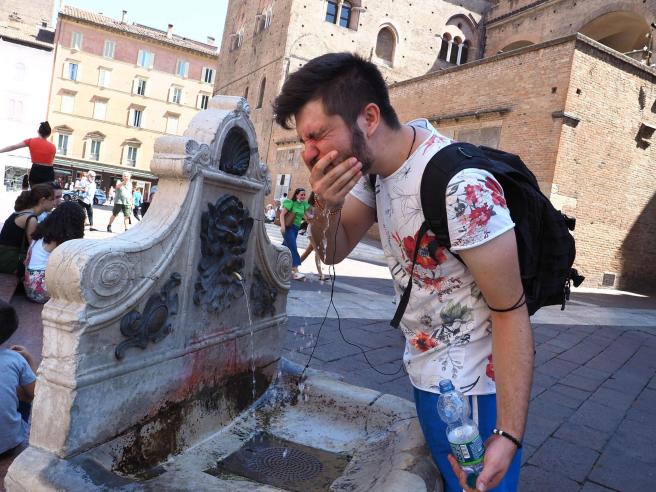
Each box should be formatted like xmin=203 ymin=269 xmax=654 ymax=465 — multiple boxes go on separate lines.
xmin=0 ymin=122 xmax=56 ymax=186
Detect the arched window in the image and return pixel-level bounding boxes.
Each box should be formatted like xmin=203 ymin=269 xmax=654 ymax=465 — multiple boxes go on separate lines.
xmin=339 ymin=1 xmax=352 ymax=28
xmin=325 ymin=0 xmax=338 ymax=24
xmin=438 ymin=33 xmax=451 ymax=61
xmin=449 ymin=37 xmax=461 ymax=64
xmin=459 ymin=41 xmax=469 ymax=64
xmin=375 ymin=27 xmax=396 ymax=65
xmin=257 ymin=77 xmax=266 ymax=109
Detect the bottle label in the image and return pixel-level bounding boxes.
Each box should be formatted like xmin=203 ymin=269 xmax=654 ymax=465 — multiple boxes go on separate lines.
xmin=450 ymin=434 xmax=485 ymax=467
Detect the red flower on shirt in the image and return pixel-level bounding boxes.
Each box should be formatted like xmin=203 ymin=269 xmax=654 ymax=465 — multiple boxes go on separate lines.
xmin=401 ymin=231 xmax=447 ymax=269
xmin=484 ymin=176 xmax=507 ymax=207
xmin=410 ymin=331 xmax=438 ymax=352
xmin=468 ymin=205 xmax=494 ymax=229
xmin=486 ymin=355 xmax=495 ymax=381
xmin=464 ymin=184 xmax=482 ymax=205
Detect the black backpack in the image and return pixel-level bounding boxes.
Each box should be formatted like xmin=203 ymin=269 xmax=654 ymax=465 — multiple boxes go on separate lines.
xmin=370 ymin=142 xmax=584 ymax=328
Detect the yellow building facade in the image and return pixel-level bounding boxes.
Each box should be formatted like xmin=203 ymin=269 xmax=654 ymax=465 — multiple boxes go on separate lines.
xmin=48 ymin=6 xmax=218 ymax=194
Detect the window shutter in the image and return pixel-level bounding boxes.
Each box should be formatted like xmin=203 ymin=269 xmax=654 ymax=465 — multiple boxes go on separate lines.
xmin=128 ymin=108 xmax=134 ymax=126
xmin=132 ymin=79 xmax=139 ymax=94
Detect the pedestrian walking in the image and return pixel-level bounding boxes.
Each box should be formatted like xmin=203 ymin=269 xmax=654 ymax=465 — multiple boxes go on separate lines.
xmin=132 ymin=187 xmax=143 ymax=221
xmin=23 ymin=201 xmax=85 ymax=303
xmin=273 ymin=53 xmax=533 ymax=492
xmin=107 ymin=173 xmax=132 ymax=233
xmin=0 ymin=122 xmax=56 ymax=186
xmin=299 ymin=192 xmax=326 ymax=280
xmin=280 ymin=188 xmax=311 ymax=280
xmin=108 ymin=186 xmax=115 ymax=205
xmin=77 ymin=170 xmax=97 ymax=230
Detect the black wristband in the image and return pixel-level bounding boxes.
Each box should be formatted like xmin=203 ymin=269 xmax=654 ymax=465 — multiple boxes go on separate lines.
xmin=492 ymin=428 xmax=523 ymax=449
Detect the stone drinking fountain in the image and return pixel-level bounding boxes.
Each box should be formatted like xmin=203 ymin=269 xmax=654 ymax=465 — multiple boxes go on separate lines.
xmin=6 ymin=96 xmax=440 ymax=491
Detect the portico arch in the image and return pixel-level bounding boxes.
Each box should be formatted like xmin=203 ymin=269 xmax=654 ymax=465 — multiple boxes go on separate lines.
xmin=579 ymin=11 xmax=650 ymax=54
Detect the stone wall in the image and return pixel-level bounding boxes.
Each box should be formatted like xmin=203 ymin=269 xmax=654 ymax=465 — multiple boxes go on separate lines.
xmin=390 ymin=37 xmax=574 ymax=190
xmin=485 ymin=0 xmax=656 ymax=56
xmin=390 ymin=35 xmax=656 ymax=290
xmin=0 ymin=0 xmax=53 ymax=28
xmin=553 ymin=37 xmax=656 ymax=291
xmin=215 ymin=0 xmax=492 ymax=201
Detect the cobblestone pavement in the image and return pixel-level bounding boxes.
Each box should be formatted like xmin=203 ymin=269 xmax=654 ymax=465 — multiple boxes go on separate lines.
xmin=2 ymin=215 xmax=655 ymax=491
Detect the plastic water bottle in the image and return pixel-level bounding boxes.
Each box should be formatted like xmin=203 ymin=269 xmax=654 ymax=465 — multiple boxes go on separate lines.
xmin=437 ymin=379 xmax=484 ymax=488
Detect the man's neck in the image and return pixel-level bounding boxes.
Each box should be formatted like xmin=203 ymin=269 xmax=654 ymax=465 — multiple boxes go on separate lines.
xmin=371 ymin=124 xmax=429 ymax=178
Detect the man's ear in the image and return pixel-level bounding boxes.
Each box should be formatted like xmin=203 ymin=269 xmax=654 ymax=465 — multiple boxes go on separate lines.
xmin=361 ymin=103 xmax=381 ymax=138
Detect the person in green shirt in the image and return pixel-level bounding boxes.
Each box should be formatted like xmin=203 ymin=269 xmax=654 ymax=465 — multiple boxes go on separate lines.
xmin=280 ymin=188 xmax=311 ymax=280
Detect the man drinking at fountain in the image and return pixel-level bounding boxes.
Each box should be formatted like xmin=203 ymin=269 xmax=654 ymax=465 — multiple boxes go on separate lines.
xmin=272 ymin=53 xmax=533 ymax=492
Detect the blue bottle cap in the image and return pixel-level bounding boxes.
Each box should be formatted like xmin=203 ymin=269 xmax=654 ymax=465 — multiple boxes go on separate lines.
xmin=439 ymin=379 xmax=455 ymax=393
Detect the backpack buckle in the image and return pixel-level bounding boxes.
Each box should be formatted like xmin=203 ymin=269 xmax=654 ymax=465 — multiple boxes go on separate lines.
xmin=562 ymin=214 xmax=576 ymax=231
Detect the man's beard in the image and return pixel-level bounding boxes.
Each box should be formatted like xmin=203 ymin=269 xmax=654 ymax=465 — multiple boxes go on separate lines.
xmin=351 ymin=125 xmax=374 ymax=174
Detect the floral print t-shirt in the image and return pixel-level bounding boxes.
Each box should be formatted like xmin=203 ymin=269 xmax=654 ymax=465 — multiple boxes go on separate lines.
xmin=349 ymin=119 xmax=515 ymax=395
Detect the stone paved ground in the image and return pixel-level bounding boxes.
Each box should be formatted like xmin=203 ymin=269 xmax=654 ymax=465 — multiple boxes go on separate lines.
xmin=2 ymin=220 xmax=655 ymax=491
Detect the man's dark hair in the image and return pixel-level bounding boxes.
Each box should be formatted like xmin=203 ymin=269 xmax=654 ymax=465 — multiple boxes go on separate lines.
xmin=273 ymin=52 xmax=400 ymax=131
xmin=0 ymin=299 xmax=19 ymax=343
xmin=32 ymin=201 xmax=85 ymax=245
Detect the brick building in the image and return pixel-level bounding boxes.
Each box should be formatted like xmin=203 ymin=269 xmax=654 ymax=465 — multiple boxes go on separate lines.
xmin=47 ymin=6 xmax=218 ymax=196
xmin=214 ymin=0 xmax=489 ymax=201
xmin=0 ymin=0 xmax=55 ymax=189
xmin=215 ymin=0 xmax=656 ymax=292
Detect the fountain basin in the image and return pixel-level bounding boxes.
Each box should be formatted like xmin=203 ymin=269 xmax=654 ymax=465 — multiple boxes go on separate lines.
xmin=6 ymin=359 xmax=441 ymax=491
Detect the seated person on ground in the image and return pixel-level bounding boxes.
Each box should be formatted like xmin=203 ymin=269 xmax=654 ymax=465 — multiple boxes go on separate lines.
xmin=23 ymin=201 xmax=86 ymax=304
xmin=0 ymin=300 xmax=36 ymax=455
xmin=0 ymin=184 xmax=55 ymax=274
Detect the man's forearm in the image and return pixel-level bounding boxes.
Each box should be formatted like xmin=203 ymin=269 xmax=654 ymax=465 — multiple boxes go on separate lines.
xmin=491 ymin=309 xmax=534 ymax=439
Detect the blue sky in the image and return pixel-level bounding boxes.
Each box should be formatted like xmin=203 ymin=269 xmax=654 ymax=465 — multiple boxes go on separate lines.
xmin=55 ymin=0 xmax=229 ymax=48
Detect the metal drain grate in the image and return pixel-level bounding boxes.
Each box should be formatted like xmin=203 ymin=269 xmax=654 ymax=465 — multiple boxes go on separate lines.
xmin=247 ymin=446 xmax=322 ymax=482
xmin=205 ymin=432 xmax=351 ymax=492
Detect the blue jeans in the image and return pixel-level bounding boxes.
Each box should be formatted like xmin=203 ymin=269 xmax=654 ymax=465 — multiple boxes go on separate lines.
xmin=282 ymin=225 xmax=301 ymax=267
xmin=414 ymin=388 xmax=522 ymax=492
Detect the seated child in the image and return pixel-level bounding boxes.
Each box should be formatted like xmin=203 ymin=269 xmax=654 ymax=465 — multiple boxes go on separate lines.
xmin=0 ymin=300 xmax=36 ymax=455
xmin=23 ymin=201 xmax=85 ymax=303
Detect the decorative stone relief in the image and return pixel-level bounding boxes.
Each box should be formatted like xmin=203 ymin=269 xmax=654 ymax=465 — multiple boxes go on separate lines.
xmin=193 ymin=195 xmax=254 ymax=313
xmin=250 ymin=267 xmax=277 ymax=318
xmin=219 ymin=127 xmax=251 ymax=176
xmin=88 ymin=252 xmax=135 ymax=308
xmin=114 ymin=273 xmax=182 ymax=359
xmin=258 ymin=161 xmax=272 ymax=196
xmin=184 ymin=139 xmax=212 ymax=178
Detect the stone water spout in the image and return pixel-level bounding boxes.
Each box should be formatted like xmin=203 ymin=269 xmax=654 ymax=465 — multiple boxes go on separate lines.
xmin=6 ymin=96 xmax=440 ymax=492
